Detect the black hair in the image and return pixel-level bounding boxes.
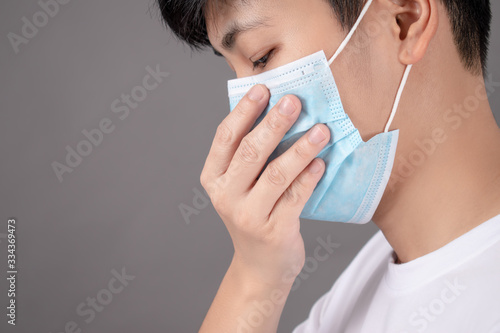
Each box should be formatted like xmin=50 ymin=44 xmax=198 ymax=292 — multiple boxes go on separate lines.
xmin=156 ymin=0 xmax=491 ymax=75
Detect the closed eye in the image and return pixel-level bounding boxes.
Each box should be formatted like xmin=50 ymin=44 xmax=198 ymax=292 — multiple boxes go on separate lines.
xmin=252 ymin=49 xmax=275 ymax=70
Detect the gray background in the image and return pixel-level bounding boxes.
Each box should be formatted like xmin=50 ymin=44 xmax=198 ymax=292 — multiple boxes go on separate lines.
xmin=0 ymin=1 xmax=499 ymax=332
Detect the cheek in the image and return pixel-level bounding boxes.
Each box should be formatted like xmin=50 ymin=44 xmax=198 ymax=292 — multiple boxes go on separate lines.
xmin=328 ymin=46 xmax=372 ymax=135
xmin=330 ymin=30 xmax=404 ymax=140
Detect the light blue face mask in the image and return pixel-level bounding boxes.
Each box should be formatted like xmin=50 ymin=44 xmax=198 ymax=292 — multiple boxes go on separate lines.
xmin=226 ymin=0 xmax=412 ymax=223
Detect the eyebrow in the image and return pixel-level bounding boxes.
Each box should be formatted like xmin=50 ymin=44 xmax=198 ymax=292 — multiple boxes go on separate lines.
xmin=212 ymin=18 xmax=269 ymax=56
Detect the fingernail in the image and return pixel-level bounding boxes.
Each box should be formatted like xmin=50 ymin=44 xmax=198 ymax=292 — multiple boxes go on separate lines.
xmin=248 ymin=85 xmax=265 ymax=101
xmin=309 ymin=159 xmax=323 ymax=174
xmin=279 ymin=97 xmax=296 ymax=115
xmin=308 ymin=125 xmax=327 ymax=144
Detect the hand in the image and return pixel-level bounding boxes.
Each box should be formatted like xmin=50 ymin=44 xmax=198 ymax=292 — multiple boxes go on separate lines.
xmin=200 ymin=84 xmax=331 ymax=288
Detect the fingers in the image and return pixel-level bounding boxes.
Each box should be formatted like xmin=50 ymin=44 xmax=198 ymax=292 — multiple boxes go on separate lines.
xmin=223 ymin=94 xmax=302 ymax=192
xmin=248 ymin=124 xmax=330 ymax=217
xmin=271 ymin=158 xmax=326 ymax=223
xmin=200 ymin=85 xmax=269 ymax=193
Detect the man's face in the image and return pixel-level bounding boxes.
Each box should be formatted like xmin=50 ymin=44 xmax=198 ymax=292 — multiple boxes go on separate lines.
xmin=205 ymin=0 xmax=404 ymax=142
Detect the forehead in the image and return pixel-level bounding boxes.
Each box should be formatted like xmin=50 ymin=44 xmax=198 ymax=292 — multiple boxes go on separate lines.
xmin=205 ymin=0 xmax=276 ymax=40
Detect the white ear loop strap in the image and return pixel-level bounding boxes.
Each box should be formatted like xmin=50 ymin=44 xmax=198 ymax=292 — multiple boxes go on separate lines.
xmin=328 ymin=0 xmax=374 ymax=66
xmin=384 ymin=64 xmax=412 ymax=132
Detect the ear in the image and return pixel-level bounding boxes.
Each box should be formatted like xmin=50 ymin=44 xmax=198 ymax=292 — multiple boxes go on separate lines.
xmin=389 ymin=0 xmax=439 ymax=65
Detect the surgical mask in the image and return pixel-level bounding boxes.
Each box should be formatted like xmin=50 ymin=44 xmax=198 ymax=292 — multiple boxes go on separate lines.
xmin=226 ymin=0 xmax=412 ymax=223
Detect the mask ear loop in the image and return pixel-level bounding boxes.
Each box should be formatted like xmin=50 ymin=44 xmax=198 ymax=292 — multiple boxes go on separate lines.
xmin=384 ymin=64 xmax=412 ymax=132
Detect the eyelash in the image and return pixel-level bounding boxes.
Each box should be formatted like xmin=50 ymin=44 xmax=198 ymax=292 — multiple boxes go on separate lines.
xmin=252 ymin=49 xmax=274 ymax=70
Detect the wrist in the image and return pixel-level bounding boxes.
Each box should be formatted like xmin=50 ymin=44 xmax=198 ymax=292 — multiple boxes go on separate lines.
xmin=227 ymin=256 xmax=294 ymax=301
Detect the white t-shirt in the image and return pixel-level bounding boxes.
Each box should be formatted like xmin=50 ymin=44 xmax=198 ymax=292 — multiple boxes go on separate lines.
xmin=293 ymin=214 xmax=500 ymax=333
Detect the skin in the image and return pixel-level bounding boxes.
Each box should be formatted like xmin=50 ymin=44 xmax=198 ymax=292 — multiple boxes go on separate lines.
xmin=198 ymin=0 xmax=500 ymax=331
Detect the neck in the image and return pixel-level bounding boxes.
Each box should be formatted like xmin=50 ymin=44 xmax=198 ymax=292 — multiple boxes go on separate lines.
xmin=373 ymin=69 xmax=500 ymax=264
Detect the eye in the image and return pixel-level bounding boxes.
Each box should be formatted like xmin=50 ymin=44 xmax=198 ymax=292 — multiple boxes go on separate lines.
xmin=251 ymin=49 xmax=274 ymax=70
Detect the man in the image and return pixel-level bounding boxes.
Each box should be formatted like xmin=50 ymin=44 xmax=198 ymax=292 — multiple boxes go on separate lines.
xmin=158 ymin=0 xmax=500 ymax=332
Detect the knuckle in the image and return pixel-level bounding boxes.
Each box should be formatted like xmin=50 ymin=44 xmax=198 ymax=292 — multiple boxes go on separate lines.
xmin=283 ymin=183 xmax=304 ymax=206
xmin=215 ymin=122 xmax=234 ymax=145
xmin=200 ymin=172 xmax=215 ymax=197
xmin=199 ymin=172 xmax=208 ymax=189
xmin=233 ymin=100 xmax=252 ymax=118
xmin=238 ymin=136 xmax=261 ymax=164
xmin=204 ymin=175 xmax=228 ymax=205
xmin=203 ymin=180 xmax=217 ymax=198
xmin=211 ymin=191 xmax=228 ymax=214
xmin=263 ymin=111 xmax=284 ymax=132
xmin=292 ymin=141 xmax=310 ymax=161
xmin=293 ymin=175 xmax=308 ymax=193
xmin=265 ymin=161 xmax=287 ymax=186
